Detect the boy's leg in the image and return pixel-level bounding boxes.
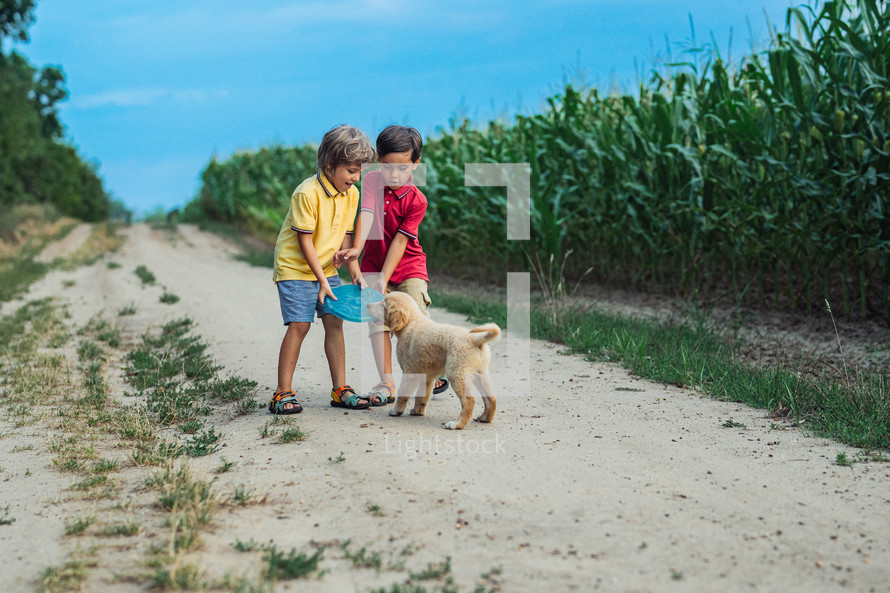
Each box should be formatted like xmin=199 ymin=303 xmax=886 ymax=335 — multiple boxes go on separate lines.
xmin=275 ymin=322 xmax=310 ymax=411
xmin=393 ymin=278 xmax=432 ymax=319
xmin=274 ymin=279 xmax=321 ymax=411
xmin=321 ymin=313 xmax=346 ymax=388
xmin=393 ymin=278 xmax=447 ymax=392
xmin=364 ymin=272 xmax=395 ymax=405
xmin=369 ymin=330 xmax=394 ymax=383
xmin=365 ymin=330 xmax=395 ymax=405
xmin=321 ymin=313 xmax=369 ymax=405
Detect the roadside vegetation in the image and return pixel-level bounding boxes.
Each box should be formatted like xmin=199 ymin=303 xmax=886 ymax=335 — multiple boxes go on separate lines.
xmin=0 ymin=208 xmax=124 ymax=301
xmin=431 ymin=281 xmax=890 ymax=451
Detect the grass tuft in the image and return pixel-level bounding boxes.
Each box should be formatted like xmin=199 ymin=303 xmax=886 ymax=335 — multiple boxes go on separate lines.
xmin=262 ymin=545 xmax=325 ymax=580
xmin=134 ymin=265 xmax=156 ymax=286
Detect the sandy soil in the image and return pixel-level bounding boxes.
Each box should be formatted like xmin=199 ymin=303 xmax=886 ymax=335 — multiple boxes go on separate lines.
xmin=1 ymin=223 xmax=889 ymax=593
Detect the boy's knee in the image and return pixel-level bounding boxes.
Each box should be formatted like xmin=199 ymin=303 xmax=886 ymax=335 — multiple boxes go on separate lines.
xmin=287 ymin=322 xmax=311 ymax=338
xmin=321 ymin=314 xmax=343 ymax=329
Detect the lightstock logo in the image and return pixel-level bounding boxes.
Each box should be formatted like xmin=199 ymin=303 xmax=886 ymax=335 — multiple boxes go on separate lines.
xmin=383 ymin=431 xmax=507 ymax=459
xmin=354 ymin=161 xmax=531 ymax=401
xmin=464 ymin=163 xmax=531 ymax=399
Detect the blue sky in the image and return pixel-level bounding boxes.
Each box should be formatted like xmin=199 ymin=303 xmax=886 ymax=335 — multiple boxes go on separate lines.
xmin=14 ymin=0 xmax=798 ymax=216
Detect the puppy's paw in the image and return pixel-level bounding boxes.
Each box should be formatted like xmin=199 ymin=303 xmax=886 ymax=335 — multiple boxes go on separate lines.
xmin=389 ymin=409 xmax=404 ymax=417
xmin=409 ymin=409 xmax=425 ymax=416
xmin=444 ymin=421 xmax=462 ymax=430
xmin=474 ymin=415 xmax=493 ymax=423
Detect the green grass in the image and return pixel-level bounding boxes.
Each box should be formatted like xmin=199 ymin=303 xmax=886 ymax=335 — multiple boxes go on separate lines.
xmin=118 ymin=302 xmax=137 ymax=316
xmin=134 ymin=265 xmax=156 ymax=286
xmin=340 ymin=540 xmax=383 ymax=570
xmin=234 ymin=538 xmax=261 ymax=552
xmin=0 ymin=505 xmax=15 ymax=525
xmin=160 ymin=291 xmax=180 ymax=304
xmin=230 ymin=484 xmax=255 ymax=506
xmin=69 ymin=474 xmax=109 ymax=491
xmin=213 ymin=458 xmax=237 ymax=474
xmin=98 ymin=521 xmax=140 ymax=537
xmin=278 ymin=425 xmax=306 ymax=444
xmin=124 ymin=317 xmax=250 ymax=451
xmin=64 ymin=516 xmax=96 ymax=536
xmin=836 ymin=452 xmax=853 ymax=467
xmin=39 ymin=556 xmax=93 ymax=592
xmin=183 ymin=427 xmax=223 ymax=457
xmin=0 ymin=291 xmax=268 ymax=590
xmin=0 ymin=256 xmax=49 ymax=302
xmin=262 ymin=545 xmax=325 ymax=580
xmin=147 ymin=463 xmax=216 ymax=555
xmin=149 ymin=564 xmax=202 ymax=591
xmin=432 ymin=288 xmax=890 ymax=451
xmin=0 ymin=215 xmax=63 ymax=302
xmin=409 ymin=556 xmax=452 ymax=581
xmin=77 ymin=340 xmax=105 ymax=362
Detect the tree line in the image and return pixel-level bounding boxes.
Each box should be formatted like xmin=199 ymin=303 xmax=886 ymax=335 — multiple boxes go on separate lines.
xmin=0 ymin=0 xmax=113 ymax=222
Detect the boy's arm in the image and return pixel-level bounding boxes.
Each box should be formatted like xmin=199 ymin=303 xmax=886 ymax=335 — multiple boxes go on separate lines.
xmin=374 ymin=232 xmax=409 ymax=293
xmin=334 ymin=210 xmax=374 ymax=267
xmin=339 ymin=234 xmax=366 ymax=287
xmin=352 ymin=210 xmax=375 ymax=252
xmin=297 ymin=232 xmax=336 ymax=303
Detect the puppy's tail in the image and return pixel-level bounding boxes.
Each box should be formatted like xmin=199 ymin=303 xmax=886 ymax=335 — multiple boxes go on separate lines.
xmin=467 ymin=323 xmax=500 ymax=347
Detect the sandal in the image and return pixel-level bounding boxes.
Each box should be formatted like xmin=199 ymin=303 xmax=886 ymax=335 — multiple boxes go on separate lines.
xmin=366 ymin=381 xmax=395 ymax=406
xmin=330 ymin=385 xmax=370 ymax=410
xmin=269 ymin=390 xmax=302 ymax=414
xmin=433 ymin=377 xmax=449 ymax=395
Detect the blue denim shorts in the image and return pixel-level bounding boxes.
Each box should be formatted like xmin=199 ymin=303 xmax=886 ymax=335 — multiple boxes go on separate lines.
xmin=277 ymin=275 xmax=341 ymax=324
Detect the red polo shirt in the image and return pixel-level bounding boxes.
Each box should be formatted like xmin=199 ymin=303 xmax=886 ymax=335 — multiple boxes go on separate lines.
xmin=359 ymin=170 xmax=429 ymax=284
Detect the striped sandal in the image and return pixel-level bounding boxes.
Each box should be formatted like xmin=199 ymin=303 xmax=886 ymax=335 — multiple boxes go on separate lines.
xmin=269 ymin=390 xmax=302 ymax=414
xmin=366 ymin=381 xmax=395 ymax=406
xmin=329 ymin=385 xmax=370 ymax=410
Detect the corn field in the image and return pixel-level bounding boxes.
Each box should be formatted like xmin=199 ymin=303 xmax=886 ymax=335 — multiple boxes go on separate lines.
xmin=184 ymin=144 xmax=317 ymax=238
xmin=188 ymin=0 xmax=889 ymax=324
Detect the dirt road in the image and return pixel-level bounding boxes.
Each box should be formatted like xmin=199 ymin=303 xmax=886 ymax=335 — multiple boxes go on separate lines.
xmin=2 ymin=224 xmax=888 ymax=592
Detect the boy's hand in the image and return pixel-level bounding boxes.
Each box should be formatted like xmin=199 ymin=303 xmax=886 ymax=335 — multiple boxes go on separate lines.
xmin=351 ymin=272 xmax=367 ymax=289
xmin=318 ymin=279 xmax=336 ymax=305
xmin=373 ymin=277 xmax=387 ymax=295
xmin=334 ymin=247 xmax=360 ymax=269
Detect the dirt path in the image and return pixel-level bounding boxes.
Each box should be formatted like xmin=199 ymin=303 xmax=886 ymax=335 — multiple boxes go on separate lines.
xmin=2 ymin=224 xmax=889 ymax=592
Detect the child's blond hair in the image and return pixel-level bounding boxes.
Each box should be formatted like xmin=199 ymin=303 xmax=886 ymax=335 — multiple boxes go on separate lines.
xmin=317 ymin=124 xmax=376 ymax=176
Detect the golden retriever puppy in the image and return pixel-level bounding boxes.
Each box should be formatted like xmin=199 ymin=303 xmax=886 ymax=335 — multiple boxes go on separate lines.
xmin=368 ymin=291 xmax=499 ymax=430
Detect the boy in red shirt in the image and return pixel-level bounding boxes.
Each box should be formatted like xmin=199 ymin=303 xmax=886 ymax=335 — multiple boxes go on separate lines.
xmin=336 ymin=125 xmax=447 ymax=405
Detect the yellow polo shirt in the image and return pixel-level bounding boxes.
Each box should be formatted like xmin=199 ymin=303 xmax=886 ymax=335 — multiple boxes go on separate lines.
xmin=273 ymin=172 xmax=358 ymax=282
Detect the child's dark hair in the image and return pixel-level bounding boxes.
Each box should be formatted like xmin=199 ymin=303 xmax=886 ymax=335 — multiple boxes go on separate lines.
xmin=317 ymin=124 xmax=376 ymax=175
xmin=376 ymin=125 xmax=423 ymax=162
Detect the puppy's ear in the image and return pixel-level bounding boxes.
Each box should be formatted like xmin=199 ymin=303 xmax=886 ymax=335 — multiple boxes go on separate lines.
xmin=386 ymin=300 xmax=409 ymax=332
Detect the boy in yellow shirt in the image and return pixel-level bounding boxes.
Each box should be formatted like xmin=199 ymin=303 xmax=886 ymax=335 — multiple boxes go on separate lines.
xmin=270 ymin=124 xmax=376 ymax=414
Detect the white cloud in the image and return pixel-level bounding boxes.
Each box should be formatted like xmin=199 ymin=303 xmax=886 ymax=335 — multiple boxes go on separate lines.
xmin=74 ymin=88 xmax=229 ymax=109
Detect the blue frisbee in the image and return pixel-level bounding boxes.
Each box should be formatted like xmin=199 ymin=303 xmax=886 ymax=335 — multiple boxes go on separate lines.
xmin=324 ymin=284 xmax=384 ymax=322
